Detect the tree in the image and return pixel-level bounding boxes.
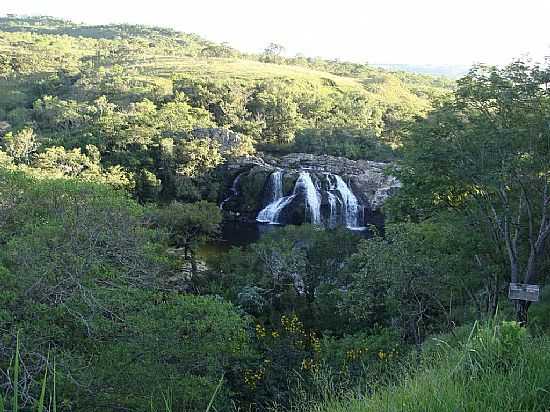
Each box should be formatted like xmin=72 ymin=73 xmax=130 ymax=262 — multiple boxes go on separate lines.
xmin=250 ymin=82 xmax=303 ymax=144
xmin=34 ymin=145 xmax=100 ymax=177
xmin=33 ymin=145 xmax=134 ymax=189
xmin=0 ymin=170 xmax=252 ymax=411
xmin=2 ymin=128 xmax=39 ymax=165
xmin=0 ymin=54 xmax=13 ymax=78
xmin=397 ymin=61 xmax=550 ymax=323
xmin=157 ymin=201 xmax=222 ymax=274
xmin=262 ymin=43 xmax=286 ymax=63
xmin=174 ymin=137 xmax=224 ymax=177
xmin=344 ymin=221 xmax=489 ymax=345
xmin=173 ymin=78 xmax=261 ymax=136
xmin=200 ymin=42 xmax=238 ymax=58
xmin=157 ymin=93 xmax=215 ymax=134
xmin=33 ymin=96 xmax=89 ymax=132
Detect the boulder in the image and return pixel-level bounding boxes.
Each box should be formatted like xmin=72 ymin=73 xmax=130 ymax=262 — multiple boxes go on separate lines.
xmin=0 ymin=121 xmax=11 ymax=135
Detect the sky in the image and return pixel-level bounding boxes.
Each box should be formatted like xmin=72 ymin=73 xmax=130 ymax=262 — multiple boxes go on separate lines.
xmin=1 ymin=0 xmax=549 ymax=65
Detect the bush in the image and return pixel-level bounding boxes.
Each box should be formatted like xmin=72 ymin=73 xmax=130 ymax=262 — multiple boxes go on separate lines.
xmin=0 ymin=170 xmax=254 ymax=411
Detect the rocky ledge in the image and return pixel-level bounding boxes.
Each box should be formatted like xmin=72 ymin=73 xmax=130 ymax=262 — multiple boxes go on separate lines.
xmin=221 ymin=153 xmax=401 ymax=218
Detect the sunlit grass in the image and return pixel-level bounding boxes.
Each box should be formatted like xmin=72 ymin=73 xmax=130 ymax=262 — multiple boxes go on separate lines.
xmin=297 ymin=322 xmax=550 ymax=412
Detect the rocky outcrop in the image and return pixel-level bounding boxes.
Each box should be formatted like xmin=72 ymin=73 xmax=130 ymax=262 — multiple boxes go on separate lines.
xmin=0 ymin=121 xmax=11 ymax=136
xmin=221 ymin=153 xmax=400 ymax=223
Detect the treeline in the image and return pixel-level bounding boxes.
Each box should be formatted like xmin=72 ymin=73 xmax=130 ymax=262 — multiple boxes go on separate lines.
xmin=0 ymin=16 xmax=448 ymax=205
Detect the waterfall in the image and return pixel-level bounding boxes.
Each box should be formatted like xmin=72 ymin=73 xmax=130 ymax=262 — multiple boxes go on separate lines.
xmin=334 ymin=175 xmax=363 ymax=229
xmin=325 ymin=174 xmax=339 ymax=227
xmin=220 ymin=173 xmax=243 ymax=210
xmin=268 ymin=170 xmax=284 ymax=202
xmin=295 ymin=172 xmax=322 ymax=225
xmin=257 ymin=170 xmax=363 ymax=229
xmin=326 ymin=192 xmax=339 ymax=227
xmin=256 ymin=195 xmax=297 ymax=224
xmin=257 ymin=171 xmax=322 ymax=225
xmin=257 ymin=171 xmax=292 ymax=224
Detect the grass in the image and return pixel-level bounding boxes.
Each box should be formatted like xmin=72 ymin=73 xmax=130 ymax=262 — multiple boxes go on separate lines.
xmin=1 ymin=333 xmax=56 ymax=412
xmin=1 ymin=335 xmax=223 ymax=412
xmin=298 ymin=321 xmax=550 ymax=412
xmin=130 ymin=56 xmax=363 ymax=88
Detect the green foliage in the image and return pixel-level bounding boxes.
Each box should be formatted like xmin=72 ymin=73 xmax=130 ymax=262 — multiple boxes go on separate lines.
xmin=292 ymin=128 xmax=394 ymax=160
xmin=311 ymin=322 xmax=550 ymax=412
xmin=319 ymin=328 xmax=403 ymax=384
xmin=0 ymin=169 xmax=253 ymax=411
xmin=209 ymin=225 xmax=360 ymax=331
xmin=0 ymin=15 xmax=450 ymax=212
xmin=174 ymin=77 xmax=261 ymax=136
xmin=461 ymin=320 xmax=528 ymax=376
xmin=81 ymin=290 xmax=253 ymax=411
xmin=2 ymin=128 xmax=39 ymax=165
xmin=393 ymin=61 xmax=550 ymax=321
xmin=343 ymin=220 xmax=491 ymax=342
xmin=32 ymin=145 xmax=135 ymax=189
xmin=7 ymin=15 xmax=550 ymax=412
xmin=157 ymin=200 xmax=222 ymax=249
xmin=174 ymin=138 xmax=224 ymax=177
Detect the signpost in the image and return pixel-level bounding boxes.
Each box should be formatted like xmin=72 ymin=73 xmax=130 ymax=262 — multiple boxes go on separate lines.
xmin=508 ymin=283 xmax=542 ymax=302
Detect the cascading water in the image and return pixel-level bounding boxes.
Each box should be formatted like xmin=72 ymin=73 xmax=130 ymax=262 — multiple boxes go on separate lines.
xmin=326 ymin=192 xmax=339 ymax=227
xmin=296 ymin=172 xmax=322 ymax=225
xmin=333 ymin=175 xmax=363 ymax=229
xmin=257 ymin=171 xmax=322 ymax=225
xmin=267 ymin=170 xmax=284 ymax=202
xmin=257 ymin=171 xmax=291 ymax=224
xmin=255 ymin=169 xmax=364 ymax=229
xmin=219 ymin=173 xmax=243 ymax=210
xmin=324 ymin=174 xmax=339 ymax=227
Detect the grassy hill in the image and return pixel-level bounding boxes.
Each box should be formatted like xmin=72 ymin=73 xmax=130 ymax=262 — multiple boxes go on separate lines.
xmin=0 ymin=15 xmax=452 ymax=108
xmin=0 ymin=15 xmax=458 ymax=202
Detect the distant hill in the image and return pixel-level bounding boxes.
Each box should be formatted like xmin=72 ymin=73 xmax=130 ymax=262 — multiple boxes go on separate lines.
xmin=0 ymin=15 xmax=454 ymax=92
xmin=373 ymin=63 xmax=470 ymax=78
xmin=0 ymin=14 xmax=455 ymax=158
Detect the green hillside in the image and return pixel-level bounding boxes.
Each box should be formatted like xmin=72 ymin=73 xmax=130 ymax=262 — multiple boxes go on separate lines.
xmin=0 ymin=15 xmax=451 ymax=127
xmin=0 ymin=15 xmax=454 ymax=204
xmin=2 ymin=14 xmax=548 ymax=412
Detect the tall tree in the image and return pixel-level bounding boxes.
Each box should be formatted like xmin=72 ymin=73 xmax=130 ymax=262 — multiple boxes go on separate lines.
xmin=397 ymin=61 xmax=550 ymax=323
xmin=157 ymin=201 xmax=221 ymax=274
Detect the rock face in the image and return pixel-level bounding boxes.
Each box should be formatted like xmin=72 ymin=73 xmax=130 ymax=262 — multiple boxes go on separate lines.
xmin=0 ymin=121 xmax=11 ymax=136
xmin=220 ymin=153 xmax=400 ymax=228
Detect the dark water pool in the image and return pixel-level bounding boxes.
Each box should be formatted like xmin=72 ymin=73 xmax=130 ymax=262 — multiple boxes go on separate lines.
xmin=200 ymin=220 xmax=283 ymax=257
xmin=199 ymin=215 xmax=382 ymax=259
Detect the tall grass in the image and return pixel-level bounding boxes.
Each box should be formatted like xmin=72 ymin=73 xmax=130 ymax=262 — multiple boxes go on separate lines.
xmin=294 ymin=321 xmax=550 ymax=412
xmin=2 ymin=339 xmax=223 ymax=412
xmin=1 ymin=333 xmax=56 ymax=412
xmin=148 ymin=374 xmax=226 ymax=412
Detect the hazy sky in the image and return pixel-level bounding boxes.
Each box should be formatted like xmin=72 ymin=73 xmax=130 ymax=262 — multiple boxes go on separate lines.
xmin=2 ymin=0 xmax=549 ymax=65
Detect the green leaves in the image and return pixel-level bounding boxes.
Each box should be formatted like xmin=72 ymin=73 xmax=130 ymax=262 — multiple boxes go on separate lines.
xmin=156 ymin=200 xmax=222 ymax=248
xmin=1 ymin=128 xmax=39 ymax=165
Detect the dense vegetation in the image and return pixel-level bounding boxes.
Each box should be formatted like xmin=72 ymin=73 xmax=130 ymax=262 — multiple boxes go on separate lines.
xmin=0 ymin=15 xmax=549 ymax=412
